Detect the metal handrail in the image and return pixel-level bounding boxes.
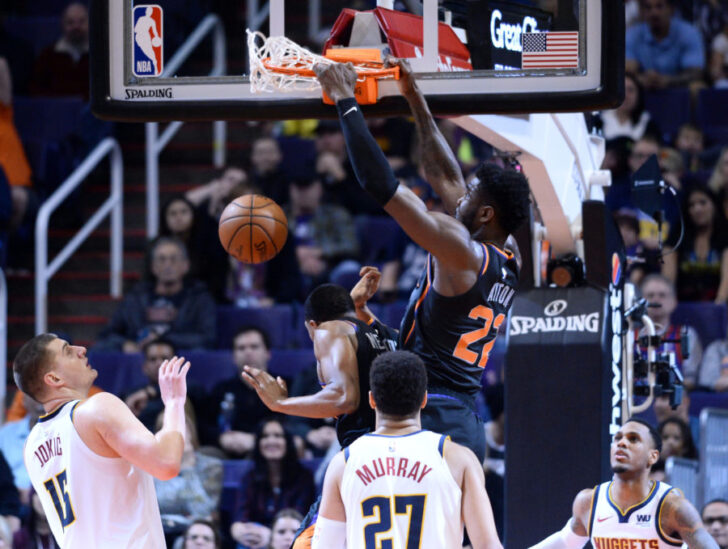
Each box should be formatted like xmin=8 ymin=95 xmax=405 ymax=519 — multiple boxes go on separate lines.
xmin=35 ymin=138 xmax=123 ymax=334
xmin=146 ymin=14 xmax=227 ymax=238
xmin=0 ymin=268 xmax=6 ymax=423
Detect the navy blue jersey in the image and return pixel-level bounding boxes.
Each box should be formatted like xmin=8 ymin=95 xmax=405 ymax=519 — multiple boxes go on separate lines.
xmin=399 ymin=243 xmax=519 ymax=398
xmin=336 ymin=318 xmax=397 ymax=447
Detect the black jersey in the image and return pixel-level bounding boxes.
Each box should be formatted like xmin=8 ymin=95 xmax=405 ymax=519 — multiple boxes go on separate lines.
xmin=336 ymin=317 xmax=397 ymax=447
xmin=399 ymin=242 xmax=519 ymax=398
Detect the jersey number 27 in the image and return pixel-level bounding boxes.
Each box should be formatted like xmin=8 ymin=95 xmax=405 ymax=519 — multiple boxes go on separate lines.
xmin=362 ymin=494 xmax=425 ymax=549
xmin=453 ymin=305 xmax=505 ymax=368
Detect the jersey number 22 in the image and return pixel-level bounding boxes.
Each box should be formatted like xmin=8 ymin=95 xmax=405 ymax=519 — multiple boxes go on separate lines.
xmin=453 ymin=305 xmax=505 ymax=368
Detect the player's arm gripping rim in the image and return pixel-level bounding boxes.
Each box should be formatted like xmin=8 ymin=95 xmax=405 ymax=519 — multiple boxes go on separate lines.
xmin=660 ymin=491 xmax=719 ymax=549
xmin=243 ymin=322 xmax=360 ymax=418
xmin=385 ymin=56 xmax=466 ymax=215
xmin=313 ymin=63 xmax=483 ymax=273
xmin=529 ymin=488 xmax=593 ymax=549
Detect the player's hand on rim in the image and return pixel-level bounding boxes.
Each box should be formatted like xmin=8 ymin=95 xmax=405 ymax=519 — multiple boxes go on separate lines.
xmin=384 ymin=55 xmax=418 ymax=97
xmin=313 ymin=62 xmax=357 ymax=103
xmin=158 ymin=356 xmax=190 ymax=405
xmin=242 ymin=366 xmax=288 ymax=411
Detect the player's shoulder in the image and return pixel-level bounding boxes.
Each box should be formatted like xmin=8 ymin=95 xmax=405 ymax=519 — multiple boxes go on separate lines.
xmin=442 ymin=436 xmax=481 ymax=472
xmin=73 ymin=391 xmax=124 ymax=419
xmin=317 ymin=318 xmax=357 ymax=337
xmin=573 ymin=487 xmax=597 ymax=519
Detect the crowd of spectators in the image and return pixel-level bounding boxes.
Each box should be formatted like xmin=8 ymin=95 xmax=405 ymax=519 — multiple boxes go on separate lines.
xmin=2 ymin=0 xmax=728 ymax=547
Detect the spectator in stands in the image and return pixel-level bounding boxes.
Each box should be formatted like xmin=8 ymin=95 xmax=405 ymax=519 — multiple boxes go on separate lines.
xmin=625 ymin=0 xmax=705 ymax=90
xmin=658 ymin=416 xmax=698 ymax=460
xmin=186 ymin=167 xmax=248 ymax=221
xmin=0 ymin=57 xmax=33 ymax=233
xmin=203 ymin=326 xmax=273 ymax=456
xmin=180 ymin=519 xmax=221 ymax=549
xmin=249 ymin=137 xmax=288 ymax=206
xmin=95 ymin=236 xmax=217 ymax=352
xmin=268 ymin=509 xmax=303 ymax=549
xmin=12 ymin=490 xmax=58 ymax=549
xmin=637 ymin=274 xmax=703 ymax=389
xmin=230 ymin=418 xmax=315 ymax=549
xmin=155 ymin=412 xmax=223 ymax=529
xmin=123 ymin=338 xmax=203 ymax=432
xmin=30 ymin=2 xmax=89 ymax=99
xmin=601 ymin=73 xmax=661 ymax=142
xmin=0 ymin=393 xmax=43 ymax=502
xmin=160 ymin=195 xmax=229 ymax=303
xmin=0 ymin=452 xmax=20 ymax=535
xmin=702 ymin=499 xmax=728 ymax=549
xmin=663 ymin=186 xmax=728 ymax=303
xmin=5 ymin=383 xmax=103 ymax=423
xmin=615 ymin=208 xmax=661 ymax=285
xmin=605 ymin=135 xmax=660 ymax=214
xmin=286 ymin=174 xmax=360 ymax=292
xmin=675 ymin=123 xmax=709 ymax=172
xmin=697 ymin=327 xmax=728 ymax=391
xmin=709 ymin=147 xmax=728 ymax=194
xmin=710 ymin=23 xmax=728 ymax=87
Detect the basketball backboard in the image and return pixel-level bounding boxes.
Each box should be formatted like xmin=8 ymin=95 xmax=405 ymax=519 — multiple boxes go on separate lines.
xmin=90 ymin=0 xmax=624 ymax=121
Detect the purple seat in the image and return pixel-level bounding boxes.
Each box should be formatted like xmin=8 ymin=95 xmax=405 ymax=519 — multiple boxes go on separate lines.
xmin=268 ymin=349 xmax=316 ymax=379
xmin=644 ymin=88 xmax=691 ymax=144
xmin=381 ymin=301 xmax=408 ymax=330
xmin=216 ymin=304 xmax=295 ymax=349
xmin=697 ymin=89 xmax=728 ymax=136
xmin=13 ymin=96 xmax=85 ymax=142
xmin=86 ymin=351 xmax=145 ymax=395
xmin=672 ymin=302 xmax=728 ymax=347
xmin=355 ymin=215 xmax=402 ymax=266
xmin=3 ymin=16 xmax=59 ymax=56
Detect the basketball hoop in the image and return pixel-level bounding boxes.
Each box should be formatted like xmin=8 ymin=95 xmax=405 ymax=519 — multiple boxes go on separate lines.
xmin=247 ymin=30 xmax=399 ymax=104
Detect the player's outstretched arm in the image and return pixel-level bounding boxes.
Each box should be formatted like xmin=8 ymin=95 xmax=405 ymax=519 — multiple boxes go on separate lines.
xmin=312 ymin=451 xmax=347 ymax=549
xmin=386 ymin=56 xmax=466 ymax=215
xmin=314 ymin=62 xmax=482 ymax=271
xmin=660 ymin=491 xmax=719 ymax=549
xmin=529 ymin=488 xmax=592 ymax=549
xmin=445 ymin=441 xmax=503 ymax=549
xmin=243 ymin=322 xmax=359 ymax=418
xmin=74 ymin=357 xmax=189 ymax=480
xmin=350 ymin=266 xmax=382 ymax=324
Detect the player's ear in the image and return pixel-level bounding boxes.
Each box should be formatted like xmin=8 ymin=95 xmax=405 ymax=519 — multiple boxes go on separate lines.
xmin=368 ymin=391 xmax=376 ymax=410
xmin=647 ymin=448 xmax=660 ymax=468
xmin=43 ymin=370 xmax=63 ymax=389
xmin=421 ymin=392 xmax=427 ymax=409
xmin=479 ymin=204 xmax=496 ymax=225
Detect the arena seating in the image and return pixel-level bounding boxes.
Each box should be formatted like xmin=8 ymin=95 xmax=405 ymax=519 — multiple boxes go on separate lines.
xmin=672 ymin=302 xmax=728 ymax=347
xmin=644 ymin=88 xmax=692 ymax=145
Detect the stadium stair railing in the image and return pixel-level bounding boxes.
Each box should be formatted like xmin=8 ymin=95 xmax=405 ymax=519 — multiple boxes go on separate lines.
xmin=35 ymin=138 xmax=123 ymax=334
xmin=145 ymin=14 xmax=227 ymax=238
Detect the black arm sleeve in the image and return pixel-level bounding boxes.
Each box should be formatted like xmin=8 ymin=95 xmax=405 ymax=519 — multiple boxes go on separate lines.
xmin=336 ymin=98 xmax=399 ymax=205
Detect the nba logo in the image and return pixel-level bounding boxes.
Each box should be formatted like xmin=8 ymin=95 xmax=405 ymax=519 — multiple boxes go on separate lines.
xmin=132 ymin=5 xmax=163 ymax=77
xmin=611 ymin=253 xmax=622 ymax=286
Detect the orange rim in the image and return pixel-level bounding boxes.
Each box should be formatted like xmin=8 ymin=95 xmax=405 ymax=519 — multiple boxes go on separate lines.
xmin=262 ymin=58 xmax=399 ymax=79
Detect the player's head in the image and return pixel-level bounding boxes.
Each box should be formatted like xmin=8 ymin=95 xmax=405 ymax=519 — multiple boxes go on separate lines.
xmin=610 ymin=418 xmax=662 ymax=476
xmin=141 ymin=338 xmax=176 ymax=382
xmin=702 ymin=499 xmax=728 ymax=549
xmin=232 ymin=325 xmax=271 ymax=372
xmin=303 ymin=283 xmax=355 ymax=333
xmin=456 ymin=163 xmax=530 ymax=243
xmin=369 ymin=351 xmax=428 ymax=419
xmin=13 ymin=334 xmax=96 ymax=403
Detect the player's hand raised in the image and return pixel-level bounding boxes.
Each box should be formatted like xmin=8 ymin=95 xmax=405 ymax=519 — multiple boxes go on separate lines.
xmin=350 ymin=266 xmax=382 ymax=308
xmin=242 ymin=366 xmax=288 ymax=412
xmin=158 ymin=356 xmax=190 ymax=405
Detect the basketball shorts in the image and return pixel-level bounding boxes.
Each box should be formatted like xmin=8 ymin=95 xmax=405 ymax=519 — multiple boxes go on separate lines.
xmin=420 ymin=388 xmax=486 ymax=464
xmin=291 ymin=494 xmax=320 ymax=549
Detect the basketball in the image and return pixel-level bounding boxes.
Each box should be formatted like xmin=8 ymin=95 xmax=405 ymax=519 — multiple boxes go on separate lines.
xmin=152 ymin=37 xmax=162 ymax=47
xmin=218 ymin=194 xmax=288 ymax=264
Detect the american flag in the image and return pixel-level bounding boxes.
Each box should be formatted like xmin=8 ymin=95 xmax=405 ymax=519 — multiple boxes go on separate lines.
xmin=521 ymin=32 xmax=579 ymax=69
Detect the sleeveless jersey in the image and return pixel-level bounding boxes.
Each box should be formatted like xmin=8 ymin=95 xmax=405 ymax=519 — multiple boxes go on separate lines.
xmin=24 ymin=400 xmax=165 ymax=548
xmin=340 ymin=430 xmax=463 ymax=549
xmin=336 ymin=317 xmax=397 ymax=447
xmin=588 ymin=480 xmax=683 ymax=549
xmin=399 ymin=243 xmax=519 ymax=397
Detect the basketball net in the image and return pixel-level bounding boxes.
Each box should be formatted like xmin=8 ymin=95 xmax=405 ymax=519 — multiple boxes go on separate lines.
xmin=246 ymin=30 xmax=399 ymax=104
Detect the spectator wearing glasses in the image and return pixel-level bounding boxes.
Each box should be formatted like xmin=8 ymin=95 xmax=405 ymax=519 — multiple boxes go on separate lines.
xmin=95 ymin=236 xmax=216 ymax=352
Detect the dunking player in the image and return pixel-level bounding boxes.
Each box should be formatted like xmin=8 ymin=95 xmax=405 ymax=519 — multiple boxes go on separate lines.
xmin=530 ymin=418 xmax=717 ymax=549
xmin=312 ymin=350 xmax=502 ymax=549
xmin=242 ymin=282 xmax=397 ymax=546
xmin=314 ymin=60 xmax=531 ymax=463
xmin=16 ymin=334 xmax=189 ymax=548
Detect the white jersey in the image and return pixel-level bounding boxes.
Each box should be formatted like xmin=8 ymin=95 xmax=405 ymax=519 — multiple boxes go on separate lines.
xmin=588 ymin=480 xmax=683 ymax=549
xmin=24 ymin=400 xmax=165 ymax=549
xmin=340 ymin=430 xmax=463 ymax=549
